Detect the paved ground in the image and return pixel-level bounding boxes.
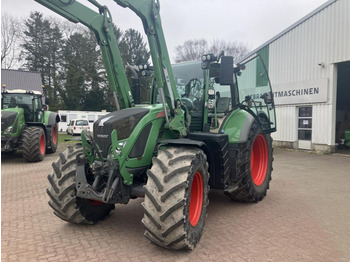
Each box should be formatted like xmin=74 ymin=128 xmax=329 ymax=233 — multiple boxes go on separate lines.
xmin=2 ymin=147 xmax=350 ymax=261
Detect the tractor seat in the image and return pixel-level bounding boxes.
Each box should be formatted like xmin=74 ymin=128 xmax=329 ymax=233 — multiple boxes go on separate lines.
xmin=208 ymin=97 xmax=231 ymax=118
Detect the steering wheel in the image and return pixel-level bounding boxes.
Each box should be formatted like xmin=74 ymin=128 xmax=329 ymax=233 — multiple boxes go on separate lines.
xmin=190 ymin=78 xmax=202 ymax=91
xmin=180 ymin=97 xmax=194 ymax=112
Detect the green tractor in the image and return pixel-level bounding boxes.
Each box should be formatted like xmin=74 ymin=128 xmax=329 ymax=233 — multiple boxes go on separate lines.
xmin=1 ymin=89 xmax=60 ymax=162
xmin=37 ymin=0 xmax=276 ymax=250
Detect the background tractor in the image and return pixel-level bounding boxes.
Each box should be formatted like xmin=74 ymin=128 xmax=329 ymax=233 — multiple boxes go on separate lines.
xmin=37 ymin=0 xmax=276 ymax=250
xmin=1 ymin=89 xmax=60 ymax=162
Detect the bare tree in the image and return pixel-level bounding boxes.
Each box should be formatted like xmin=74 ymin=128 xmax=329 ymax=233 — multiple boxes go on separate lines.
xmin=174 ymin=39 xmax=208 ymax=63
xmin=210 ymin=39 xmax=250 ymax=63
xmin=1 ymin=12 xmax=21 ymax=69
xmin=174 ymin=38 xmax=250 ymax=63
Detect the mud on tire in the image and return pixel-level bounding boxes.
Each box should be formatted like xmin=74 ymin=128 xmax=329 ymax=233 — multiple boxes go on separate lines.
xmin=142 ymin=146 xmax=209 ymax=250
xmin=47 ymin=144 xmax=114 ymax=224
xmin=226 ymin=120 xmax=273 ymax=202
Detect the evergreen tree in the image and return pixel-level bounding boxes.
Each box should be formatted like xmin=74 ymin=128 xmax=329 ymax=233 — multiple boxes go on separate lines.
xmin=60 ymin=32 xmax=99 ymax=110
xmin=21 ymin=12 xmax=63 ymax=111
xmin=119 ymin=28 xmax=151 ymax=103
xmin=119 ymin=29 xmax=150 ymax=66
xmin=21 ymin=12 xmax=151 ymax=111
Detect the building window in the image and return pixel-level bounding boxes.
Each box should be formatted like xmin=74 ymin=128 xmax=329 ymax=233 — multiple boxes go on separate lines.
xmin=88 ymin=115 xmax=95 ymax=123
xmin=298 ymin=107 xmax=312 ymax=141
xmin=61 ymin=115 xmax=67 ymax=122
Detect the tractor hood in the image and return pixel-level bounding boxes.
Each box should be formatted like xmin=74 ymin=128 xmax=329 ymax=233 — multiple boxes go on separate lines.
xmin=1 ymin=110 xmax=19 ymax=131
xmin=93 ymin=108 xmax=150 ymax=157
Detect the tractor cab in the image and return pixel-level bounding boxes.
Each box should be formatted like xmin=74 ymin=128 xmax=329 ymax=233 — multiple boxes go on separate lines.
xmin=1 ymin=89 xmax=45 ymax=123
xmin=152 ymin=55 xmax=276 ymax=134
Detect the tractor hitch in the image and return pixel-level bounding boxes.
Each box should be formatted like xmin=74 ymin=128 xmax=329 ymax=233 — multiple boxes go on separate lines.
xmin=75 ymin=153 xmax=130 ymax=204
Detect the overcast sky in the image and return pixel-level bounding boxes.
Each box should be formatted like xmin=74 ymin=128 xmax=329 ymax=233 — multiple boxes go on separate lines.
xmin=1 ymin=0 xmax=329 ymax=62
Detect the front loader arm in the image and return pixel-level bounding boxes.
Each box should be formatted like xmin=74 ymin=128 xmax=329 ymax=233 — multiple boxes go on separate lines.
xmin=114 ymin=0 xmax=187 ymax=136
xmin=34 ymin=0 xmax=134 ymax=110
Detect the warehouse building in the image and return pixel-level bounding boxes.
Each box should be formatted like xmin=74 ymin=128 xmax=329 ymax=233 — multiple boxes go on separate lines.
xmin=248 ymin=0 xmax=350 ymax=152
xmin=1 ymin=69 xmax=43 ymax=92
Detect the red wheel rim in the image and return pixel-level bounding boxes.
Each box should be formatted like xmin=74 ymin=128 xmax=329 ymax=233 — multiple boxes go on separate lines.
xmin=251 ymin=134 xmax=268 ymax=186
xmin=52 ymin=126 xmax=58 ymax=145
xmin=40 ymin=134 xmax=45 ymax=155
xmin=189 ymin=171 xmax=203 ymax=226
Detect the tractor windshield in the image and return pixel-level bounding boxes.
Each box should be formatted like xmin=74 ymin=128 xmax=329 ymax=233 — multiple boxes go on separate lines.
xmin=2 ymin=93 xmax=33 ymax=109
xmin=236 ymin=56 xmax=276 ymax=133
xmin=172 ymin=61 xmax=205 ymax=112
xmin=172 ymin=62 xmax=206 ymax=131
xmin=151 ymin=61 xmax=206 ymax=131
xmin=1 ymin=93 xmax=43 ymax=122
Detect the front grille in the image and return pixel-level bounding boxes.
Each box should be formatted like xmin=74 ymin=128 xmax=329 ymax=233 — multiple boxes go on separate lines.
xmin=94 ymin=108 xmax=150 ymax=158
xmin=1 ymin=111 xmax=18 ymax=131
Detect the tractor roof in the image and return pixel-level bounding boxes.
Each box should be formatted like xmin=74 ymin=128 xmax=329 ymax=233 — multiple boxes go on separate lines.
xmin=2 ymin=89 xmax=42 ymax=95
xmin=1 ymin=69 xmax=43 ymax=93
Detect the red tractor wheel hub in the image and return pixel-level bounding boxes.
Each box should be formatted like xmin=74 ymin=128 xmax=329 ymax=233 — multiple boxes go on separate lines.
xmin=189 ymin=171 xmax=203 ymax=226
xmin=251 ymin=134 xmax=268 ymax=186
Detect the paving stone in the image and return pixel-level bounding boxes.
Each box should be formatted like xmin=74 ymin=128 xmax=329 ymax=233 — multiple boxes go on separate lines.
xmin=2 ymin=148 xmax=350 ymax=261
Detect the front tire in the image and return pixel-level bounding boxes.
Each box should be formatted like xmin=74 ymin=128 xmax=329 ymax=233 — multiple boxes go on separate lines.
xmin=47 ymin=144 xmax=114 ymax=224
xmin=22 ymin=126 xmax=46 ymax=162
xmin=142 ymin=147 xmax=209 ymax=250
xmin=226 ymin=120 xmax=273 ymax=202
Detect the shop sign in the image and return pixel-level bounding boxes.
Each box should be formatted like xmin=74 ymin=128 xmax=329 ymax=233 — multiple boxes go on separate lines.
xmin=272 ymin=78 xmax=328 ymax=105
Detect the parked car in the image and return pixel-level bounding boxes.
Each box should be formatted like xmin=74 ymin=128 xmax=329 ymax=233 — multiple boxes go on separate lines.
xmin=66 ymin=119 xmax=90 ymax=135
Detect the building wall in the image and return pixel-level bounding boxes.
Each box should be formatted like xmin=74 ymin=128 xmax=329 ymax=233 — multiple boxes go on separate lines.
xmin=267 ymin=0 xmax=350 ymax=151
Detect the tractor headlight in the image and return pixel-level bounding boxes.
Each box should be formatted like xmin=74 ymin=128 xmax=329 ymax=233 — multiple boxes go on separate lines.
xmin=118 ymin=141 xmax=127 ymax=148
xmin=5 ymin=126 xmax=12 ymax=133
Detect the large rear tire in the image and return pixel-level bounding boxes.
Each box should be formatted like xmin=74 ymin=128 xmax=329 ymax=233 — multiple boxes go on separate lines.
xmin=47 ymin=144 xmax=114 ymax=224
xmin=226 ymin=120 xmax=273 ymax=202
xmin=46 ymin=124 xmax=58 ymax=154
xmin=22 ymin=126 xmax=46 ymax=162
xmin=142 ymin=147 xmax=209 ymax=250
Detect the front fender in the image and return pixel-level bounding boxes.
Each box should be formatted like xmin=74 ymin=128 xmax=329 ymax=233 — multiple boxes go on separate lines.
xmin=219 ymin=108 xmax=255 ymax=143
xmin=44 ymin=111 xmax=60 ymax=126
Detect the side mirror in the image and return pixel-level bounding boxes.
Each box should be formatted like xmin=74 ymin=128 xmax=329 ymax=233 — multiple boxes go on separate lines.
xmin=45 ymin=97 xmax=50 ymax=105
xmin=261 ymin=92 xmax=274 ymax=104
xmin=220 ymin=56 xmax=234 ymax=85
